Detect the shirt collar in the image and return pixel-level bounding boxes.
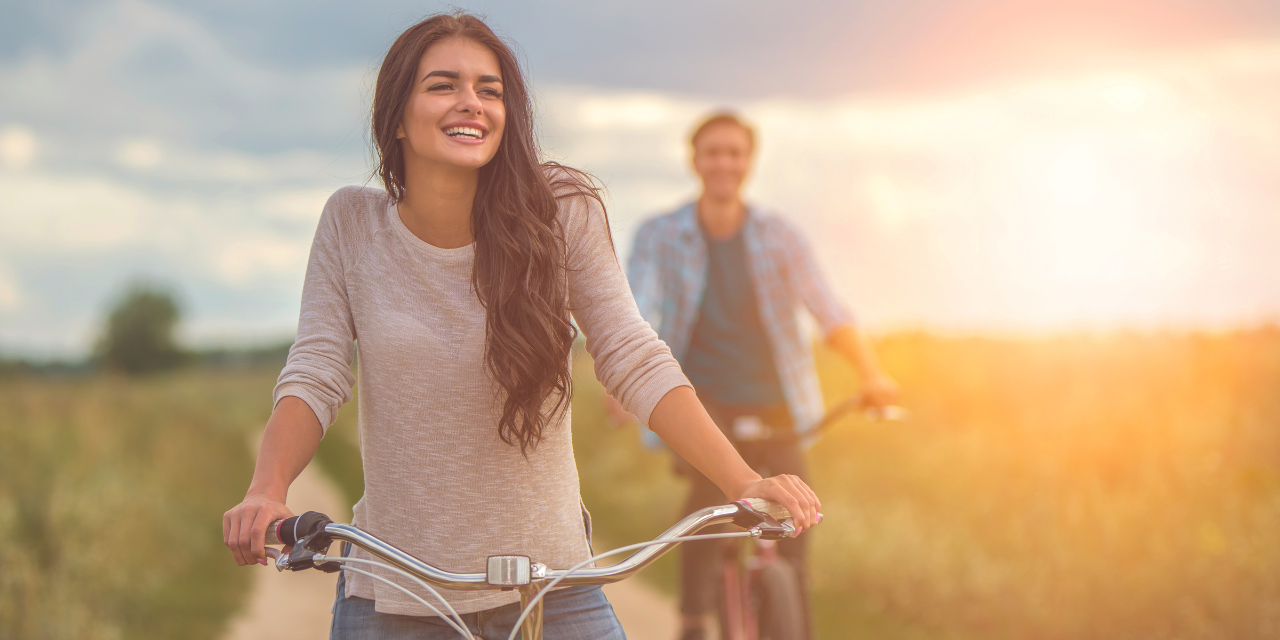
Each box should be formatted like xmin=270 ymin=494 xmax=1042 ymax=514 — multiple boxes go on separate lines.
xmin=677 ymin=201 xmax=758 ymax=243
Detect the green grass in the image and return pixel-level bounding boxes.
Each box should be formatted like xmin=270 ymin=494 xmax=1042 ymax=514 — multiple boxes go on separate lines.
xmin=0 ymin=370 xmax=271 ymax=640
xmin=5 ymin=330 xmax=1277 ymax=639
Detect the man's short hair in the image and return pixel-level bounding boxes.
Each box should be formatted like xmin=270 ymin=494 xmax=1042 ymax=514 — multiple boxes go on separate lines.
xmin=690 ymin=111 xmax=756 ymax=151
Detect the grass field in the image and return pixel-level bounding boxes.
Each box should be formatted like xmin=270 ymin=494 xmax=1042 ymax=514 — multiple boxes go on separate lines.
xmin=0 ymin=370 xmax=274 ymax=640
xmin=573 ymin=330 xmax=1280 ymax=639
xmin=3 ymin=330 xmax=1278 ymax=639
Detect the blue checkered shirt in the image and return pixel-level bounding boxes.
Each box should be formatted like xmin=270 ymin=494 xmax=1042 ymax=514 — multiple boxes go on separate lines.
xmin=627 ymin=202 xmax=855 ymax=445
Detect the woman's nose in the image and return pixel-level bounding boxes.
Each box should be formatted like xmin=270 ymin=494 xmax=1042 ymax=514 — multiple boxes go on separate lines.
xmin=456 ymin=90 xmax=483 ymax=114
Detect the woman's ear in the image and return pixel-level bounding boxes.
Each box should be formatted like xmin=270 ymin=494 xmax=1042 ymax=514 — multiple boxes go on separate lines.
xmin=396 ymin=122 xmax=406 ymax=140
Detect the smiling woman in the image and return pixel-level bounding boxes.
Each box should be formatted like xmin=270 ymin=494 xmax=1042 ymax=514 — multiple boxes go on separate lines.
xmin=220 ymin=10 xmax=822 ymax=640
xmin=366 ymin=18 xmax=580 ymax=456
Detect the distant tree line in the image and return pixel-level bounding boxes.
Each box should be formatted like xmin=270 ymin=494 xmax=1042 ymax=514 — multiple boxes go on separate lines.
xmin=1 ymin=282 xmax=292 ymax=377
xmin=96 ymin=283 xmax=186 ymax=374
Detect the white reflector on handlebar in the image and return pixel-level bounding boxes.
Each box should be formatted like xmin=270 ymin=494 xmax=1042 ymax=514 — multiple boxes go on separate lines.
xmin=486 ymin=555 xmax=531 ymax=587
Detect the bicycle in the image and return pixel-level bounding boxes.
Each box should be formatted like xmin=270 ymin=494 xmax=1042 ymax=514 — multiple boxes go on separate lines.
xmin=715 ymin=395 xmax=908 ymax=640
xmin=262 ymin=497 xmax=814 ymax=640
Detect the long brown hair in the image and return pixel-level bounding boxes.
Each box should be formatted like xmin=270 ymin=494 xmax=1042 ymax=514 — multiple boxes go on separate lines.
xmin=371 ymin=12 xmax=603 ymax=455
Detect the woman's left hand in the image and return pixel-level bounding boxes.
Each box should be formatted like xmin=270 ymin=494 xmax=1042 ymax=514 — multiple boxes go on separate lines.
xmin=734 ymin=474 xmax=821 ymax=534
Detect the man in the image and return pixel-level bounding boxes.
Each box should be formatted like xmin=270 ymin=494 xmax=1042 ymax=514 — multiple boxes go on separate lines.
xmin=622 ymin=112 xmax=899 ymax=640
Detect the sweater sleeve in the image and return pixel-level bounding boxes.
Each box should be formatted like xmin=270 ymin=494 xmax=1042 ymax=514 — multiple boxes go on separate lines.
xmin=561 ymin=192 xmax=689 ymax=426
xmin=272 ymin=189 xmax=358 ymax=433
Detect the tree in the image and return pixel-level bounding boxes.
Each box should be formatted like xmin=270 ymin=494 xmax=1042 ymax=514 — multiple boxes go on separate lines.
xmin=97 ymin=283 xmax=185 ymax=374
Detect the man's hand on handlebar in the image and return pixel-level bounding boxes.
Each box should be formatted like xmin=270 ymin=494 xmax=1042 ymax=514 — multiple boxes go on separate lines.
xmin=860 ymin=373 xmax=900 ymax=410
xmin=223 ymin=492 xmax=295 ymax=567
xmin=733 ymin=475 xmax=821 ymax=534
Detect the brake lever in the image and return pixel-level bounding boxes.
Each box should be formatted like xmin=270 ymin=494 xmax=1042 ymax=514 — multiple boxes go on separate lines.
xmin=730 ymin=500 xmax=797 ymax=540
xmin=274 ymin=512 xmax=341 ymax=573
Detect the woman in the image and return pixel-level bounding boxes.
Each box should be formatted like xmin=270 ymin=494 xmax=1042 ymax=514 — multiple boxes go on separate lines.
xmin=222 ymin=12 xmax=820 ymax=639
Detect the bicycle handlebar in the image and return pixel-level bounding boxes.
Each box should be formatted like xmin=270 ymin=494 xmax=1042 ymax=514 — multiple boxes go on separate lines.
xmin=729 ymin=394 xmax=908 ymax=444
xmin=812 ymin=395 xmax=909 ymax=435
xmin=264 ymin=497 xmax=804 ymax=589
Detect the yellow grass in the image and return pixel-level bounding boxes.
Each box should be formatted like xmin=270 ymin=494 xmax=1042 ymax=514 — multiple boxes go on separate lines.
xmin=573 ymin=330 xmax=1280 ymax=639
xmin=4 ymin=329 xmax=1277 ymax=639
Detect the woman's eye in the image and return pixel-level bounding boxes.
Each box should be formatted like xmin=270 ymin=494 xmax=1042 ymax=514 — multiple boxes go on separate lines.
xmin=480 ymin=88 xmax=503 ymax=98
xmin=427 ymin=82 xmax=453 ymax=91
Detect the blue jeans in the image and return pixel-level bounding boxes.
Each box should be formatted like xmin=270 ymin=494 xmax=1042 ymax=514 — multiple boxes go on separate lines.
xmin=329 ymin=555 xmax=626 ymax=640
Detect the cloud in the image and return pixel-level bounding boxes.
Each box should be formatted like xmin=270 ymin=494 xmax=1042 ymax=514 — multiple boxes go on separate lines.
xmin=540 ymin=43 xmax=1280 ymax=331
xmin=0 ymin=125 xmax=37 ymax=169
xmin=0 ymin=168 xmax=332 ymax=354
xmin=0 ymin=261 xmax=21 ymax=312
xmin=3 ymin=1 xmax=1280 ymax=356
xmin=114 ymin=138 xmax=164 ymax=170
xmin=0 ymin=0 xmax=374 ymax=169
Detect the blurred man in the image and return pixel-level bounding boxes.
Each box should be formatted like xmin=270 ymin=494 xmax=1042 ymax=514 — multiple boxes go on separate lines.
xmin=622 ymin=112 xmax=898 ymax=640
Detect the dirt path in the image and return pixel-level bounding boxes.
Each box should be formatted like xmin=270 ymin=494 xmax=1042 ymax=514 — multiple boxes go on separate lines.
xmin=220 ymin=463 xmax=677 ymax=640
xmin=603 ymin=578 xmax=678 ymax=640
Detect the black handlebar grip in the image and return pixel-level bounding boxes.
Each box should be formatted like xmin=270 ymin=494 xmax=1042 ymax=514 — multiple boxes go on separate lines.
xmin=265 ymin=511 xmax=332 ymax=547
xmin=264 ymin=516 xmax=298 ymax=546
xmin=278 ymin=515 xmax=302 ymax=546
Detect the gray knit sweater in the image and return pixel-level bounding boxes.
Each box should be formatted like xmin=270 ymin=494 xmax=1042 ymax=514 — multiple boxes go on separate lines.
xmin=273 ymin=182 xmax=689 ymax=616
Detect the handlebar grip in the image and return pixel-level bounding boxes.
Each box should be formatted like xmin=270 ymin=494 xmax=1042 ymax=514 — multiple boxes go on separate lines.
xmin=264 ymin=517 xmax=295 ymax=546
xmin=265 ymin=511 xmax=333 ymax=547
xmin=740 ymin=498 xmax=792 ymax=521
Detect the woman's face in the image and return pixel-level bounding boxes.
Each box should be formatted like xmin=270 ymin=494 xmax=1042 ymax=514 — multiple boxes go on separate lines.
xmin=397 ymin=37 xmax=506 ymax=172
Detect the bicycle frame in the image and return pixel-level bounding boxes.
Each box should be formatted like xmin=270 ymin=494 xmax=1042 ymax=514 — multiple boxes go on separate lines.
xmin=266 ymin=498 xmax=800 ymax=640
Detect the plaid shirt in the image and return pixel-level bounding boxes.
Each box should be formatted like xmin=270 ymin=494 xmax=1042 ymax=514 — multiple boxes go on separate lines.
xmin=627 ymin=202 xmax=855 ymax=442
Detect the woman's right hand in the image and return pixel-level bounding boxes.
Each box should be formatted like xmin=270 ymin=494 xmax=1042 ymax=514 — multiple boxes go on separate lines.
xmin=223 ymin=493 xmax=294 ymax=566
xmin=734 ymin=474 xmax=822 ymax=534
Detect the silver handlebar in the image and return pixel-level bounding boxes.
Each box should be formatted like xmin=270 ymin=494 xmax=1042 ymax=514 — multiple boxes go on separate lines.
xmin=280 ymin=501 xmax=785 ymax=589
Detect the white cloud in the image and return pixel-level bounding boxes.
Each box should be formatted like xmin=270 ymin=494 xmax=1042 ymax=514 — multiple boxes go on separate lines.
xmin=0 ymin=125 xmax=37 ymax=169
xmin=537 ymin=42 xmax=1280 ymax=331
xmin=0 ymin=173 xmax=151 ymax=250
xmin=3 ymin=5 xmax=1280 ymax=355
xmin=114 ymin=138 xmax=164 ymax=170
xmin=214 ymin=237 xmax=310 ymax=285
xmin=0 ymin=261 xmax=21 ymax=312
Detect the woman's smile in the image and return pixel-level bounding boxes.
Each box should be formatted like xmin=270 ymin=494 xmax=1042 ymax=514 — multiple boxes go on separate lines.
xmin=442 ymin=119 xmax=489 ymax=144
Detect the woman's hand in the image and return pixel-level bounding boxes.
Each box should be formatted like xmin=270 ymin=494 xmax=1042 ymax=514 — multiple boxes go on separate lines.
xmin=647 ymin=388 xmax=823 ymax=534
xmin=734 ymin=474 xmax=822 ymax=534
xmin=223 ymin=493 xmax=294 ymax=566
xmin=225 ymin=397 xmax=322 ymax=567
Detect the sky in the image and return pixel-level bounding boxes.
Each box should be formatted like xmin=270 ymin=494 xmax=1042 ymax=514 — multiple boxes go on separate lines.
xmin=2 ymin=0 xmax=1279 ymax=357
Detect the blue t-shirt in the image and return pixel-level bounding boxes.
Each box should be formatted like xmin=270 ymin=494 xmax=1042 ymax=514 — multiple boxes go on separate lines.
xmin=682 ymin=227 xmax=785 ymax=406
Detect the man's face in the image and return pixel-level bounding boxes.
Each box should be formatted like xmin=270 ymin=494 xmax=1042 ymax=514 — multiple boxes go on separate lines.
xmin=692 ymin=123 xmax=753 ymax=200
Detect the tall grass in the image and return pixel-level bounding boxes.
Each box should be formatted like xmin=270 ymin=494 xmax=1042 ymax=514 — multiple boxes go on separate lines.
xmin=808 ymin=330 xmax=1280 ymax=638
xmin=9 ymin=330 xmax=1270 ymax=639
xmin=573 ymin=330 xmax=1280 ymax=639
xmin=0 ymin=370 xmax=274 ymax=640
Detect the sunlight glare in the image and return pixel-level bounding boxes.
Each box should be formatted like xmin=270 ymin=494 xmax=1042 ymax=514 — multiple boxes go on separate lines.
xmin=1049 ymin=142 xmax=1099 ymax=206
